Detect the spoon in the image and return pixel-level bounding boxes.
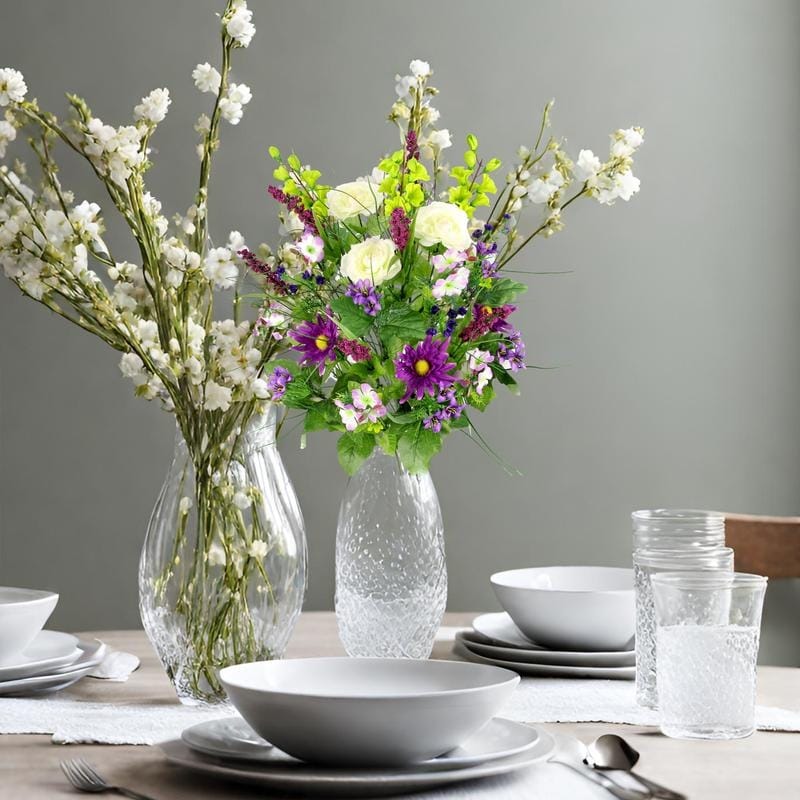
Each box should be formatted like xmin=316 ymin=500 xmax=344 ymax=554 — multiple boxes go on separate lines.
xmin=587 ymin=734 xmax=687 ymax=800
xmin=549 ymin=733 xmax=650 ymax=800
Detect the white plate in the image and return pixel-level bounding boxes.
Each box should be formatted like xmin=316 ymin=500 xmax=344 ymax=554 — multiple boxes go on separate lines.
xmin=161 ymin=729 xmax=555 ymax=797
xmin=182 ymin=716 xmax=539 ymax=769
xmin=0 ymin=631 xmax=80 ymax=681
xmin=459 ymin=631 xmax=635 ymax=668
xmin=0 ymin=639 xmax=106 ymax=696
xmin=473 ymin=613 xmax=635 ymax=656
xmin=454 ymin=641 xmax=635 ymax=680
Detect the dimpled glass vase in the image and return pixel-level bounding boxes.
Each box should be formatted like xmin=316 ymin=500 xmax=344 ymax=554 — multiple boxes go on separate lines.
xmin=335 ymin=450 xmax=447 ymax=658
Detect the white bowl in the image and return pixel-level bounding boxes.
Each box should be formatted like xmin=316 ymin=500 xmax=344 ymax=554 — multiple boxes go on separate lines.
xmin=220 ymin=657 xmax=519 ymax=767
xmin=491 ymin=566 xmax=635 ymax=652
xmin=0 ymin=587 xmax=58 ymax=664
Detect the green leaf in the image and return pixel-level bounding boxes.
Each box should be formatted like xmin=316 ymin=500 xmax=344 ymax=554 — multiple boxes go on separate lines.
xmin=282 ymin=379 xmax=314 ymax=409
xmin=397 ymin=424 xmax=442 ymax=474
xmin=304 ymin=403 xmax=332 ymax=432
xmin=468 ymin=383 xmax=495 ymax=411
xmin=492 ymin=364 xmax=520 ymax=395
xmin=480 ymin=278 xmax=528 ymax=305
xmin=376 ymin=427 xmax=399 ymax=455
xmin=377 ymin=306 xmax=429 ymax=351
xmin=268 ymin=146 xmax=281 ymax=160
xmin=337 ymin=431 xmax=376 ymax=475
xmin=330 ymin=296 xmax=374 ymax=338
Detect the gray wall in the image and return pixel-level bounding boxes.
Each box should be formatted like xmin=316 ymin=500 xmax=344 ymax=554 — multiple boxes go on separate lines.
xmin=1 ymin=1 xmax=798 ymax=664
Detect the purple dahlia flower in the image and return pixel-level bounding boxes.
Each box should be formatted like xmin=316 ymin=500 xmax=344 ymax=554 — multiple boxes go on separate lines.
xmin=291 ymin=314 xmax=339 ymax=374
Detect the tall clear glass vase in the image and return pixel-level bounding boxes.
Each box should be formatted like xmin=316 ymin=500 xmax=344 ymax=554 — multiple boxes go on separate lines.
xmin=335 ymin=450 xmax=447 ymax=658
xmin=139 ymin=406 xmax=307 ymax=706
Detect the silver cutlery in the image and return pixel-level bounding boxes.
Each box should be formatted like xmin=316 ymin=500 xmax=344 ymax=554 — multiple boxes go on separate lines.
xmin=60 ymin=759 xmax=157 ymax=800
xmin=587 ymin=734 xmax=687 ymax=800
xmin=551 ymin=735 xmax=650 ymax=800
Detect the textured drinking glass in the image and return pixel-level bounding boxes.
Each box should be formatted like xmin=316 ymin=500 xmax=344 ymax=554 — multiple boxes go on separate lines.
xmin=632 ymin=509 xmax=725 ymax=551
xmin=653 ymin=572 xmax=767 ymax=739
xmin=139 ymin=407 xmax=307 ymax=706
xmin=634 ymin=547 xmax=733 ymax=708
xmin=335 ymin=450 xmax=447 ymax=658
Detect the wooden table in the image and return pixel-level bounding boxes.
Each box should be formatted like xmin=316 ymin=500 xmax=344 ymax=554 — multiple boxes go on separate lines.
xmin=1 ymin=612 xmax=798 ymax=799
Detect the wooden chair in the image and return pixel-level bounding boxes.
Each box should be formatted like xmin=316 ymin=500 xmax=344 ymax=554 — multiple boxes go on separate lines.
xmin=724 ymin=514 xmax=800 ymax=578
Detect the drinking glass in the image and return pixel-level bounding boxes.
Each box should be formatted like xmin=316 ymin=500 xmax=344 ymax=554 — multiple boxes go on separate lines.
xmin=632 ymin=509 xmax=725 ymax=551
xmin=652 ymin=571 xmax=767 ymax=739
xmin=633 ymin=547 xmax=733 ymax=708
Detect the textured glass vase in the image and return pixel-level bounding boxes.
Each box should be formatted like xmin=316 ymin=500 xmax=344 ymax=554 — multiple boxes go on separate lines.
xmin=139 ymin=406 xmax=307 ymax=706
xmin=335 ymin=450 xmax=447 ymax=658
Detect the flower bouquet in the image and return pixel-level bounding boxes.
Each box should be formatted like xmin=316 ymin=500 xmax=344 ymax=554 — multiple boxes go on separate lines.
xmin=245 ymin=61 xmax=643 ymax=655
xmin=0 ymin=2 xmax=306 ymax=704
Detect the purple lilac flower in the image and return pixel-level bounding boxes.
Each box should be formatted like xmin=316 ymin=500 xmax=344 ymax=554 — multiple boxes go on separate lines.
xmin=267 ymin=185 xmax=318 ymax=233
xmin=238 ymin=248 xmax=287 ymax=296
xmin=475 ymin=240 xmax=499 ymax=278
xmin=395 ymin=335 xmax=457 ymax=402
xmin=405 ymin=130 xmax=420 ymax=161
xmin=266 ymin=366 xmax=292 ymax=400
xmin=389 ymin=207 xmax=410 ymax=249
xmin=291 ymin=314 xmax=339 ymax=374
xmin=345 ymin=279 xmax=382 ymax=316
xmin=338 ymin=338 xmax=372 ymax=362
xmin=497 ymin=333 xmax=526 ymax=372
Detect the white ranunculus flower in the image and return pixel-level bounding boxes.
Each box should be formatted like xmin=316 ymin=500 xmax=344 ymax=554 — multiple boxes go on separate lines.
xmin=414 ymin=201 xmax=472 ymax=250
xmin=340 ymin=237 xmax=399 ymax=286
xmin=204 ymin=380 xmax=233 ymax=412
xmin=326 ymin=180 xmax=383 ymax=221
xmin=192 ymin=63 xmax=221 ymax=94
xmin=0 ymin=68 xmax=27 ymax=106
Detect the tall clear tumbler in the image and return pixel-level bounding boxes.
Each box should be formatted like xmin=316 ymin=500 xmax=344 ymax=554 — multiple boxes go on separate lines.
xmin=633 ymin=547 xmax=733 ymax=708
xmin=652 ymin=572 xmax=767 ymax=739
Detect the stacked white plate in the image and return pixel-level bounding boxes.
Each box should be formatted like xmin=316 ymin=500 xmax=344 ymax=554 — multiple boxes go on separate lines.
xmin=455 ymin=613 xmax=635 ymax=680
xmin=0 ymin=631 xmax=106 ymax=696
xmin=164 ymin=716 xmax=556 ymax=797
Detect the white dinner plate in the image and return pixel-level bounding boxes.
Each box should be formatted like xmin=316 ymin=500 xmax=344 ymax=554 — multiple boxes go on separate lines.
xmin=0 ymin=630 xmax=80 ymax=681
xmin=459 ymin=631 xmax=636 ymax=668
xmin=161 ymin=728 xmax=556 ymax=797
xmin=0 ymin=639 xmax=106 ymax=696
xmin=454 ymin=640 xmax=635 ymax=680
xmin=182 ymin=716 xmax=539 ymax=769
xmin=473 ymin=613 xmax=635 ymax=656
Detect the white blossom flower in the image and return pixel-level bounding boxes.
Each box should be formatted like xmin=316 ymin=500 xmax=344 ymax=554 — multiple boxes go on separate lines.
xmin=194 ymin=113 xmax=211 ymax=134
xmin=527 ymin=169 xmax=565 ymax=204
xmin=192 ymin=63 xmax=221 ymax=94
xmin=394 ymin=74 xmax=416 ymax=104
xmin=134 ymin=88 xmax=171 ymax=124
xmin=207 ymin=542 xmax=226 ymax=567
xmin=247 ymin=539 xmax=268 ymax=560
xmin=119 ymin=352 xmax=148 ymax=386
xmin=278 ymin=209 xmax=304 ymax=236
xmin=421 ymin=129 xmax=452 ymax=160
xmin=611 ymin=127 xmax=644 ymax=158
xmin=227 ymin=230 xmax=246 ymax=253
xmin=475 ymin=365 xmax=493 ymax=395
xmin=409 ymin=59 xmax=431 ymax=79
xmin=0 ymin=68 xmax=27 ymax=106
xmin=226 ymin=1 xmax=255 ymax=47
xmin=233 ymin=491 xmax=251 ymax=510
xmin=250 ymin=377 xmax=269 ymax=399
xmin=219 ymin=83 xmax=252 ymax=125
xmin=466 ymin=348 xmax=494 ymax=372
xmin=0 ymin=119 xmax=16 ymax=158
xmin=574 ymin=149 xmax=602 ymax=182
xmin=203 ymin=246 xmax=238 ymax=289
xmin=204 ymin=380 xmax=232 ymax=412
xmin=69 ymin=200 xmax=103 ymax=243
xmin=179 ymin=496 xmax=193 ymax=515
xmin=593 ymin=169 xmax=641 ymax=205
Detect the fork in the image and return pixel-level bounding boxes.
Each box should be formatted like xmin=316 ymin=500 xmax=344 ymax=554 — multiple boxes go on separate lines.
xmin=60 ymin=759 xmax=157 ymax=800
